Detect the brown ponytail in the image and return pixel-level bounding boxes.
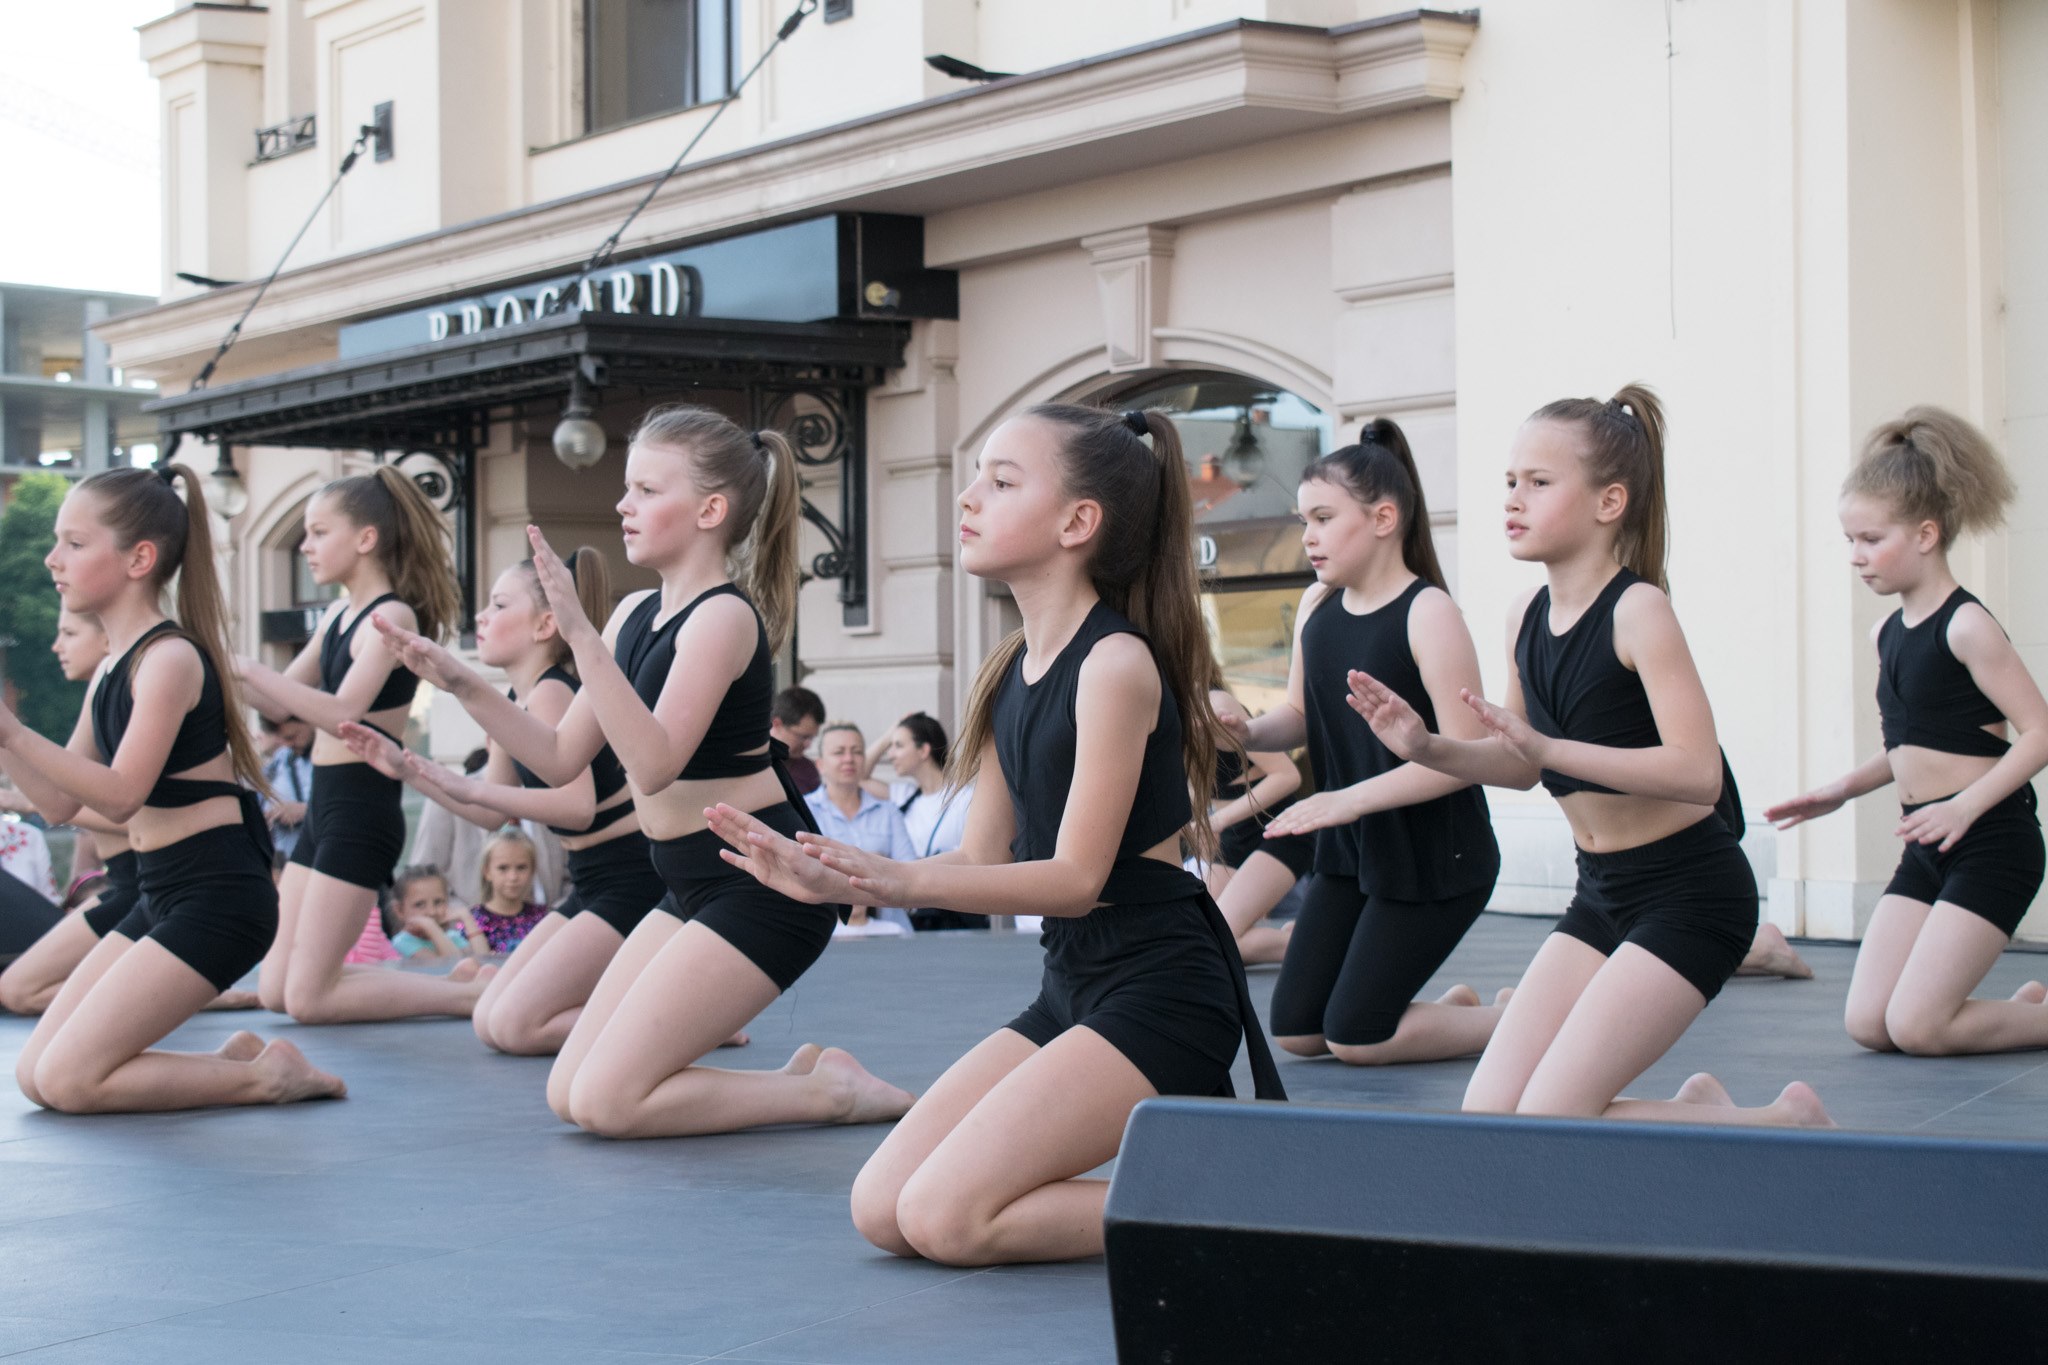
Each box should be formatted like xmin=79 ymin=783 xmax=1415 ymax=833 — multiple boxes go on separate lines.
xmin=513 ymin=546 xmax=614 ymax=671
xmin=1530 ymin=382 xmax=1669 ymax=592
xmin=319 ymin=466 xmax=463 ymax=642
xmin=1301 ymin=416 xmax=1446 ymax=597
xmin=75 ymin=464 xmax=268 ymax=792
xmin=1843 ymin=405 xmax=2014 ymax=548
xmin=950 ymin=405 xmax=1222 ymax=856
xmin=626 ymin=404 xmax=800 ymax=653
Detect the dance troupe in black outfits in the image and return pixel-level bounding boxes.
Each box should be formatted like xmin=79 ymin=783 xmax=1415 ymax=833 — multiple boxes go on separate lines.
xmin=288 ymin=595 xmax=412 ymax=892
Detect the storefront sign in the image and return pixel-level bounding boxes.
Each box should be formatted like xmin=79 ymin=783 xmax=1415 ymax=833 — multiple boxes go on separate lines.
xmin=337 ymin=217 xmax=848 ymax=359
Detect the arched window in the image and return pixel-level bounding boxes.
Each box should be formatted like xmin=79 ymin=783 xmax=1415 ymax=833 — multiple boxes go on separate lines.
xmin=1087 ymin=370 xmax=1332 ymax=717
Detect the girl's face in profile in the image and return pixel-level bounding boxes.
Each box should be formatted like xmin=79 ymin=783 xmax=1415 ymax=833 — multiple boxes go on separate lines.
xmin=616 ymin=441 xmax=707 ymax=568
xmin=46 ymin=491 xmax=132 ymax=615
xmin=474 ymin=568 xmax=552 ymax=669
xmin=300 ymin=493 xmax=372 ymax=588
xmin=51 ymin=611 xmax=108 ymax=682
xmin=1839 ymin=493 xmax=1934 ymax=598
xmin=957 ymin=417 xmax=1075 ymax=581
xmin=1296 ymin=477 xmax=1386 ymax=587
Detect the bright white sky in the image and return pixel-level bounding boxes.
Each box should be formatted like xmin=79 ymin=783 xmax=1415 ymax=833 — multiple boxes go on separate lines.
xmin=0 ymin=1 xmax=165 ymax=296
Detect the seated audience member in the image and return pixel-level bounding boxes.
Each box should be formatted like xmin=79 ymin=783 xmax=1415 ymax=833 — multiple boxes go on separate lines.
xmin=386 ymin=866 xmax=484 ymax=961
xmin=863 ymin=712 xmax=980 ymax=931
xmin=468 ymin=828 xmax=549 ymax=955
xmin=807 ymin=721 xmax=916 ymax=936
xmin=770 ymin=686 xmax=826 ymax=796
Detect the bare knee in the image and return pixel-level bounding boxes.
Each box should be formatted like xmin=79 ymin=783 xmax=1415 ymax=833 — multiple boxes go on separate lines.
xmin=1328 ymin=1039 xmax=1399 ymax=1067
xmin=1884 ymin=1003 xmax=1956 ymax=1057
xmin=282 ymin=977 xmax=345 ymax=1026
xmin=849 ymin=1170 xmax=917 ymax=1258
xmin=566 ymin=1077 xmax=643 ymax=1139
xmin=31 ymin=1056 xmax=101 ymax=1115
xmin=484 ymin=1008 xmax=559 ymax=1057
xmin=1274 ymin=1033 xmax=1327 ymax=1059
xmin=14 ymin=1055 xmax=49 ymax=1109
xmin=1844 ymin=1004 xmax=1897 ymax=1053
xmin=470 ymin=1008 xmax=500 ymax=1052
xmin=0 ymin=971 xmax=43 ymax=1017
xmin=894 ymin=1182 xmax=994 ymax=1268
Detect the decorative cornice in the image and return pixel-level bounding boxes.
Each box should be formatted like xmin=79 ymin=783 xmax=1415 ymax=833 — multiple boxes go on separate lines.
xmin=101 ymin=12 xmax=1477 ymax=380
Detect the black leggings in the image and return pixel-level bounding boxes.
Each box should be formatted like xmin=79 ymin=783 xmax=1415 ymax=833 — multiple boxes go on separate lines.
xmin=1268 ymin=875 xmax=1492 ymax=1046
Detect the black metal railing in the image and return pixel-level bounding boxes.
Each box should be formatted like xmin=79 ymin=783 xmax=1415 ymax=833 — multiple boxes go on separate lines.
xmin=254 ymin=114 xmax=317 ymax=163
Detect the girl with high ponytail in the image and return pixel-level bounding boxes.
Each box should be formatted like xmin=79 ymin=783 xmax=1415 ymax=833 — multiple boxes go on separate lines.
xmin=1225 ymin=415 xmax=1507 ymax=1068
xmin=1351 ymin=384 xmax=1832 ymax=1126
xmin=236 ymin=462 xmax=484 ymax=1024
xmin=707 ymin=403 xmax=1284 ymax=1267
xmin=2 ymin=464 xmax=344 ymax=1111
xmin=1769 ymin=406 xmax=2048 ymax=1057
xmin=376 ymin=402 xmax=908 ymax=1136
xmin=338 ymin=544 xmax=673 ymax=1057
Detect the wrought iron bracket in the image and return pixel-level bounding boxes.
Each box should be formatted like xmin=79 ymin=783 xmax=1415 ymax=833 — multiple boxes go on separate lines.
xmin=254 ymin=114 xmax=317 ymax=164
xmin=383 ymin=447 xmax=477 ymax=633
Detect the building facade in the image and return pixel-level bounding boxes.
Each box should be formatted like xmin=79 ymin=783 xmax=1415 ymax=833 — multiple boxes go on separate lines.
xmin=97 ymin=1 xmax=2048 ymax=940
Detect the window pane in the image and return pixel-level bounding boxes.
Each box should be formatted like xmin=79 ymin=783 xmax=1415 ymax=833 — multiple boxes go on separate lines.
xmin=587 ymin=0 xmax=695 ymax=132
xmin=695 ymin=0 xmax=732 ymax=101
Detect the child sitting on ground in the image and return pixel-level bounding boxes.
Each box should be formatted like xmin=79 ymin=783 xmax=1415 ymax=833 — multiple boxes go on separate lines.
xmin=387 ymin=865 xmax=485 ymax=961
xmin=468 ymin=828 xmax=548 ymax=955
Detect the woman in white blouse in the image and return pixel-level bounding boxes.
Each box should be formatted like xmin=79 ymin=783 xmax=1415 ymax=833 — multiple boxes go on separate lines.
xmin=863 ymin=713 xmax=978 ymax=929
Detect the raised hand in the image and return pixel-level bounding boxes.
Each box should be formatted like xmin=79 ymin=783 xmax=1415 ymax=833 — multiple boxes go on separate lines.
xmin=369 ymin=614 xmax=479 ymax=695
xmin=1261 ymin=789 xmax=1362 ymax=837
xmin=797 ymin=832 xmax=916 ymax=907
xmin=1215 ymin=707 xmax=1251 ymax=746
xmin=1345 ymin=669 xmax=1432 ymax=761
xmin=525 ymin=525 xmax=597 ymax=645
xmin=1461 ymin=688 xmax=1548 ymax=768
xmin=337 ymin=721 xmax=407 ymax=780
xmin=1764 ymin=787 xmax=1845 ymax=831
xmin=705 ymin=804 xmax=865 ymax=905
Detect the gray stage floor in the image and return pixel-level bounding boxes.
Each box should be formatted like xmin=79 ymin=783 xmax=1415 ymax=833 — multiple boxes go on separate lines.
xmin=3 ymin=914 xmax=2047 ymax=1362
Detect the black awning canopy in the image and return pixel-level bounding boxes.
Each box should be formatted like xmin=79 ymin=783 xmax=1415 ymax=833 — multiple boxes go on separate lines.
xmin=144 ymin=310 xmax=909 ymax=452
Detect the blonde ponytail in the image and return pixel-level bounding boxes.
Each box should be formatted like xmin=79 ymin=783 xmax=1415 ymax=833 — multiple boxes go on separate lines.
xmin=1844 ymin=405 xmax=2015 ymax=548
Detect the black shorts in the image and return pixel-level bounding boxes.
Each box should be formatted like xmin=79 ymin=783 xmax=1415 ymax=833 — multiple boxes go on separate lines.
xmin=1553 ymin=815 xmax=1756 ymax=1004
xmin=559 ymin=833 xmax=666 ymax=938
xmin=1008 ymin=897 xmax=1246 ymax=1098
xmin=647 ymin=804 xmax=837 ymax=992
xmin=1218 ymin=819 xmax=1314 ymax=877
xmin=82 ymin=850 xmax=145 ymax=938
xmin=287 ymin=761 xmax=407 ymax=891
xmin=130 ymin=822 xmax=279 ymax=992
xmin=1885 ymin=785 xmax=2045 ymax=937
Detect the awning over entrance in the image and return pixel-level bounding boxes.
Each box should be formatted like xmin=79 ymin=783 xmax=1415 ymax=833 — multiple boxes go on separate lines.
xmin=142 ymin=309 xmax=908 ymax=453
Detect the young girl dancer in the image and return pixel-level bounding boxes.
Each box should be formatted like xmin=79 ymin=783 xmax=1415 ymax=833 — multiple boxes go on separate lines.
xmin=236 ymin=467 xmax=480 ymax=1023
xmin=377 ymin=404 xmax=909 ymax=1136
xmin=711 ymin=404 xmax=1283 ymax=1267
xmin=3 ymin=466 xmax=342 ymax=1110
xmin=1 ymin=614 xmax=261 ymax=1015
xmin=1768 ymin=407 xmax=2048 ymax=1055
xmin=1206 ymin=687 xmax=1305 ymax=966
xmin=1225 ymin=421 xmax=1506 ymax=1066
xmin=1351 ymin=385 xmax=1830 ymax=1124
xmin=339 ymin=549 xmax=669 ymax=1054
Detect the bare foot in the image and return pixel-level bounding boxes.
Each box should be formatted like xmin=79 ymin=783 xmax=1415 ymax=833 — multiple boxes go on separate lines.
xmin=1673 ymin=1071 xmax=1734 ymax=1107
xmin=215 ymin=1030 xmax=266 ymax=1062
xmin=252 ymin=1040 xmax=348 ymax=1103
xmin=1492 ymin=986 xmax=1516 ymax=1007
xmin=203 ymin=990 xmax=263 ymax=1012
xmin=719 ymin=1030 xmax=752 ymax=1049
xmin=2012 ymin=981 xmax=2048 ymax=1006
xmin=781 ymin=1042 xmax=824 ymax=1074
xmin=1773 ymin=1080 xmax=1836 ymax=1128
xmin=1738 ymin=923 xmax=1815 ymax=980
xmin=814 ymin=1047 xmax=916 ymax=1124
xmin=1436 ymin=984 xmax=1482 ymax=1007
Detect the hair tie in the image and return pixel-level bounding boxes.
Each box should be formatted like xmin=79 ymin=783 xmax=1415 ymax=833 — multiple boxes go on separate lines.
xmin=1120 ymin=410 xmax=1150 ymax=438
xmin=158 ymin=466 xmax=178 ymax=487
xmin=565 ymin=550 xmax=580 ymax=586
xmin=751 ymin=431 xmax=768 ymax=453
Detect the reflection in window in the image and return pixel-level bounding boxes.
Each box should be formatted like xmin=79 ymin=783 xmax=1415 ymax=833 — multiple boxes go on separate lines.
xmin=585 ymin=0 xmax=740 ymax=135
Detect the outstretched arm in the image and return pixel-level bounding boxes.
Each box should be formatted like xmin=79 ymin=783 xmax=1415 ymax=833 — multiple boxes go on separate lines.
xmin=240 ymin=599 xmax=416 ymax=736
xmin=0 ymin=640 xmax=202 ymax=824
xmin=1766 ymin=751 xmax=1892 ymax=829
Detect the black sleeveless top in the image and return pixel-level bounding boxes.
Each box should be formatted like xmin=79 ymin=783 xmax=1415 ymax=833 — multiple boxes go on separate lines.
xmin=1301 ymin=579 xmax=1498 ymax=900
xmin=614 ymin=584 xmax=774 ymax=780
xmin=1877 ymin=587 xmax=2010 ymax=757
xmin=1213 ymin=749 xmax=1297 ymax=823
xmin=507 ymin=665 xmax=634 ymax=836
xmin=1517 ymin=568 xmax=1747 ymax=834
xmin=992 ymin=601 xmax=1194 ymax=905
xmin=320 ymin=593 xmax=420 ymax=712
xmin=1515 ymin=569 xmax=1661 ymax=798
xmin=91 ymin=623 xmax=234 ymax=810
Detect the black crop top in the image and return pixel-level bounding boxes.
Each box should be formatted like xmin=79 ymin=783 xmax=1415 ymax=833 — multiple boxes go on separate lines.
xmin=91 ymin=622 xmax=234 ymax=810
xmin=1515 ymin=569 xmax=1662 ymax=799
xmin=506 ymin=665 xmax=634 ymax=836
xmin=1877 ymin=587 xmax=2010 ymax=758
xmin=991 ymin=600 xmax=1194 ymax=906
xmin=320 ymin=593 xmax=420 ymax=712
xmin=614 ymin=584 xmax=774 ymax=780
xmin=1301 ymin=579 xmax=1498 ymax=900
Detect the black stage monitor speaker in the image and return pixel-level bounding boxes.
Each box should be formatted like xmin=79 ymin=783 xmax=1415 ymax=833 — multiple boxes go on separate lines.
xmin=1104 ymin=1099 xmax=2048 ymax=1364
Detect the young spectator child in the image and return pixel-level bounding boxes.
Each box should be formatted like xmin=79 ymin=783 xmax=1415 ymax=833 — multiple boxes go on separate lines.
xmin=387 ymin=866 xmax=484 ymax=960
xmin=470 ymin=828 xmax=549 ymax=955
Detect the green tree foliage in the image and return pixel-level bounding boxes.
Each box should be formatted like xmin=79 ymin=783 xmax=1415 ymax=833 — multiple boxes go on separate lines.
xmin=0 ymin=475 xmax=79 ymax=742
